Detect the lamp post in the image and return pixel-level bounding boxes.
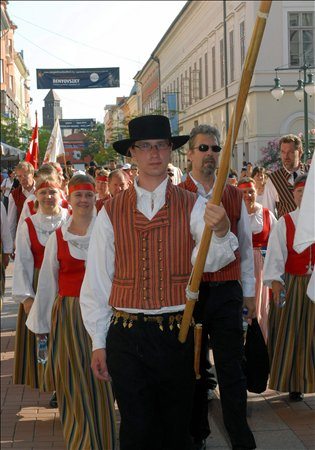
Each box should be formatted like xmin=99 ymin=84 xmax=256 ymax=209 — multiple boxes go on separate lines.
xmin=271 ymin=59 xmax=315 ymax=160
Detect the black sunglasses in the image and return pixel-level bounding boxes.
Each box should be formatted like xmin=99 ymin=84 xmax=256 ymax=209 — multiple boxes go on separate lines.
xmin=193 ymin=144 xmax=222 ymax=153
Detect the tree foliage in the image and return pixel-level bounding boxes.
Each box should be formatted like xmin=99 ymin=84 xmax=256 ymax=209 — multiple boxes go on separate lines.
xmin=257 ymin=138 xmax=281 ymax=171
xmin=0 ymin=115 xmax=31 ymax=151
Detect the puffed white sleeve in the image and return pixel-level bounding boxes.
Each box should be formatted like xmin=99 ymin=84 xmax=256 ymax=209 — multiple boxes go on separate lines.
xmin=12 ymin=221 xmax=35 ymax=302
xmin=26 ymin=233 xmax=59 ymax=334
xmin=190 ymin=195 xmax=239 ymax=272
xmin=80 ymin=208 xmax=115 ymax=351
xmin=8 ymin=193 xmax=17 ymax=241
xmin=1 ymin=202 xmax=13 ymax=254
xmin=263 ymin=217 xmax=287 ymax=287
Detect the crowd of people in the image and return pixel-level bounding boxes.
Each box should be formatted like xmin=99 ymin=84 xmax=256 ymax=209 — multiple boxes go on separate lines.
xmin=0 ymin=115 xmax=314 ymax=450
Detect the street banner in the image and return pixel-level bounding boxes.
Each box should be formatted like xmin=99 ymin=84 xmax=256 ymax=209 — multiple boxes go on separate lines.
xmin=43 ymin=118 xmax=65 ymax=163
xmin=25 ymin=112 xmax=39 ymax=169
xmin=37 ymin=68 xmax=120 ymax=89
xmin=59 ymin=119 xmax=96 ymax=129
xmin=165 ymin=93 xmax=179 ymax=136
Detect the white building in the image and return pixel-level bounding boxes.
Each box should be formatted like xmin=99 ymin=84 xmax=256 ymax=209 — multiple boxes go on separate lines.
xmin=143 ymin=0 xmax=314 ymax=172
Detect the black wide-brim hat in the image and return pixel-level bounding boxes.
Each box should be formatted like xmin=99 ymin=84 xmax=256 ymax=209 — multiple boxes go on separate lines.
xmin=113 ymin=115 xmax=190 ymax=156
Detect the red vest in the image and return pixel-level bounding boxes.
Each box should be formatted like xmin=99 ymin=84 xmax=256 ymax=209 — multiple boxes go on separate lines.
xmin=179 ymin=174 xmax=242 ymax=281
xmin=11 ymin=186 xmax=27 ymax=222
xmin=25 ymin=217 xmax=45 ymax=269
xmin=105 ymin=181 xmax=196 ymax=310
xmin=56 ymin=228 xmax=86 ymax=297
xmin=284 ymin=213 xmax=315 ymax=275
xmin=28 ymin=200 xmax=36 ymax=216
xmin=252 ymin=208 xmax=271 ymax=248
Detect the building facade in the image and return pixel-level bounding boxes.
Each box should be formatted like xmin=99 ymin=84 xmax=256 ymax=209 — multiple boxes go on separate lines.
xmin=136 ymin=0 xmax=314 ymax=171
xmin=0 ymin=0 xmax=31 ymax=125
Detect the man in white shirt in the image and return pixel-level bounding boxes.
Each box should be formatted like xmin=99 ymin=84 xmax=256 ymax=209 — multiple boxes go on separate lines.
xmin=180 ymin=124 xmax=256 ymax=450
xmin=262 ymin=134 xmax=304 ymax=218
xmin=80 ymin=115 xmax=240 ymax=450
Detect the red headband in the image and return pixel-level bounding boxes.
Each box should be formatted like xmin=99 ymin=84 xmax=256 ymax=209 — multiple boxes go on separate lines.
xmin=35 ymin=181 xmax=60 ymax=192
xmin=68 ymin=183 xmax=95 ymax=194
xmin=294 ymin=181 xmax=306 ymax=189
xmin=96 ymin=176 xmax=108 ymax=182
xmin=238 ymin=182 xmax=255 ymax=189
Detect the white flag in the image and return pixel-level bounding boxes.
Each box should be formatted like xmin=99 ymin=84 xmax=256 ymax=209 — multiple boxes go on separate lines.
xmin=293 ymin=156 xmax=315 ymax=301
xmin=43 ymin=118 xmax=65 ymax=163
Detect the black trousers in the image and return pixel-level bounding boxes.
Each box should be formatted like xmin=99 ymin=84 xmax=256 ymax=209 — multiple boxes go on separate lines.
xmin=190 ymin=281 xmax=256 ymax=450
xmin=107 ymin=314 xmax=195 ymax=450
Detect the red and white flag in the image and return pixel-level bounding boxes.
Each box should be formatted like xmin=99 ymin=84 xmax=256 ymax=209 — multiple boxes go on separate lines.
xmin=25 ymin=112 xmax=39 ymax=169
xmin=43 ymin=117 xmax=65 ymax=163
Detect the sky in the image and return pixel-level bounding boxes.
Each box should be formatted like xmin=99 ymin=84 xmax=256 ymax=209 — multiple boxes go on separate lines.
xmin=8 ymin=0 xmax=186 ymax=127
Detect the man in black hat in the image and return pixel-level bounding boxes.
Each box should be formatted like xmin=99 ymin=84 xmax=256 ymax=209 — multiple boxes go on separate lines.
xmin=80 ymin=115 xmax=241 ymax=450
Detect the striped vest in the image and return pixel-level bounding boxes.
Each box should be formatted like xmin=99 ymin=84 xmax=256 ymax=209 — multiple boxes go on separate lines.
xmin=11 ymin=186 xmax=26 ymax=223
xmin=269 ymin=168 xmax=297 ymax=217
xmin=105 ymin=181 xmax=197 ymax=310
xmin=284 ymin=213 xmax=315 ymax=275
xmin=179 ymin=174 xmax=242 ymax=281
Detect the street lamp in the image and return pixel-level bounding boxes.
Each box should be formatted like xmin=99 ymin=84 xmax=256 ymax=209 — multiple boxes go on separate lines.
xmin=271 ymin=59 xmax=315 ymax=159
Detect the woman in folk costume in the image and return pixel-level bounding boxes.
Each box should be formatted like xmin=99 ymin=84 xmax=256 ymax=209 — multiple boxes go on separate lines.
xmin=95 ymin=169 xmax=111 ymax=213
xmin=12 ymin=173 xmax=68 ymax=390
xmin=263 ymin=174 xmax=315 ymax=401
xmin=237 ymin=177 xmax=277 ymax=342
xmin=26 ymin=174 xmax=116 ymax=450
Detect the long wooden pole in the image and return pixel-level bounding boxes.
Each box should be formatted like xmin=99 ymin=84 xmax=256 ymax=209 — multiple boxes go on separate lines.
xmin=179 ymin=0 xmax=272 ymax=343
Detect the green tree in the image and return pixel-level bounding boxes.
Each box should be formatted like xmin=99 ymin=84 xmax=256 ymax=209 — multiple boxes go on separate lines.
xmin=38 ymin=127 xmax=52 ymax=163
xmin=0 ymin=115 xmax=31 ymax=151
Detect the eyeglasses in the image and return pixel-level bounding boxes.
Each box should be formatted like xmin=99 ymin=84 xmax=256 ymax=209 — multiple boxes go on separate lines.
xmin=133 ymin=142 xmax=171 ymax=151
xmin=192 ymin=144 xmax=221 ymax=153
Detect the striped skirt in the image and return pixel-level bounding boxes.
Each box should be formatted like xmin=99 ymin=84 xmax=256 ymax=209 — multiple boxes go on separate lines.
xmin=268 ymin=274 xmax=315 ymax=393
xmin=253 ymin=248 xmax=270 ymax=343
xmin=46 ymin=295 xmax=116 ymax=450
xmin=13 ymin=269 xmax=46 ymax=390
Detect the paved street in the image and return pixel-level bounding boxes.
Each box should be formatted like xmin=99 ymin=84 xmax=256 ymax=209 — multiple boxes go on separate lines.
xmin=1 ymin=262 xmax=315 ymax=450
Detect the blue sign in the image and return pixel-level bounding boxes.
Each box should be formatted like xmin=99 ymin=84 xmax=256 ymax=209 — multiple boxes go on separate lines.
xmin=59 ymin=119 xmax=96 ymax=129
xmin=165 ymin=93 xmax=179 ymax=136
xmin=37 ymin=68 xmax=120 ymax=89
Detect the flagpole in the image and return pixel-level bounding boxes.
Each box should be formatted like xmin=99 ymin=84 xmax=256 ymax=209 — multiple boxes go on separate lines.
xmin=35 ymin=110 xmax=39 ymax=167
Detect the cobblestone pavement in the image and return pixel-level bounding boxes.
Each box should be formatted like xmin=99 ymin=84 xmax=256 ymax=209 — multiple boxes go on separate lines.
xmin=1 ymin=263 xmax=314 ymax=450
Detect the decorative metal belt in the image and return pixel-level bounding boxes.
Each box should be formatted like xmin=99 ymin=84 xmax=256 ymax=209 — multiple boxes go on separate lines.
xmin=111 ymin=309 xmax=195 ymax=331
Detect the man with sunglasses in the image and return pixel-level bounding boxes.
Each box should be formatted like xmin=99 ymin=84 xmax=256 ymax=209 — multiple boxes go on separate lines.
xmin=179 ymin=124 xmax=256 ymax=450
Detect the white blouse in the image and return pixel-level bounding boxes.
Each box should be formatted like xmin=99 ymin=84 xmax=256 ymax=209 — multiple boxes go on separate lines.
xmin=12 ymin=209 xmax=69 ymax=303
xmin=26 ymin=217 xmax=95 ymax=334
xmin=247 ymin=203 xmax=277 ymax=235
xmin=263 ymin=208 xmax=313 ymax=290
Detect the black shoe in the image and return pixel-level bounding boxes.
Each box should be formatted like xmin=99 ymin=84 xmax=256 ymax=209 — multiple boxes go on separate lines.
xmin=49 ymin=391 xmax=58 ymax=408
xmin=192 ymin=438 xmax=206 ymax=450
xmin=289 ymin=391 xmax=304 ymax=402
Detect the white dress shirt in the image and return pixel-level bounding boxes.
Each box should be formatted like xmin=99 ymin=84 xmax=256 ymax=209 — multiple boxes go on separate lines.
xmin=80 ymin=177 xmax=240 ymax=351
xmin=8 ymin=184 xmax=35 ymax=241
xmin=26 ymin=216 xmax=96 ymax=334
xmin=1 ymin=202 xmax=13 ymax=254
xmin=189 ymin=174 xmax=256 ymax=297
xmin=12 ymin=209 xmax=69 ymax=303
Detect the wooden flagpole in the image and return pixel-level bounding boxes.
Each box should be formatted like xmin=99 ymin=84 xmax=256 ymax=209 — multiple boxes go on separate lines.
xmin=178 ymin=0 xmax=273 ymax=343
